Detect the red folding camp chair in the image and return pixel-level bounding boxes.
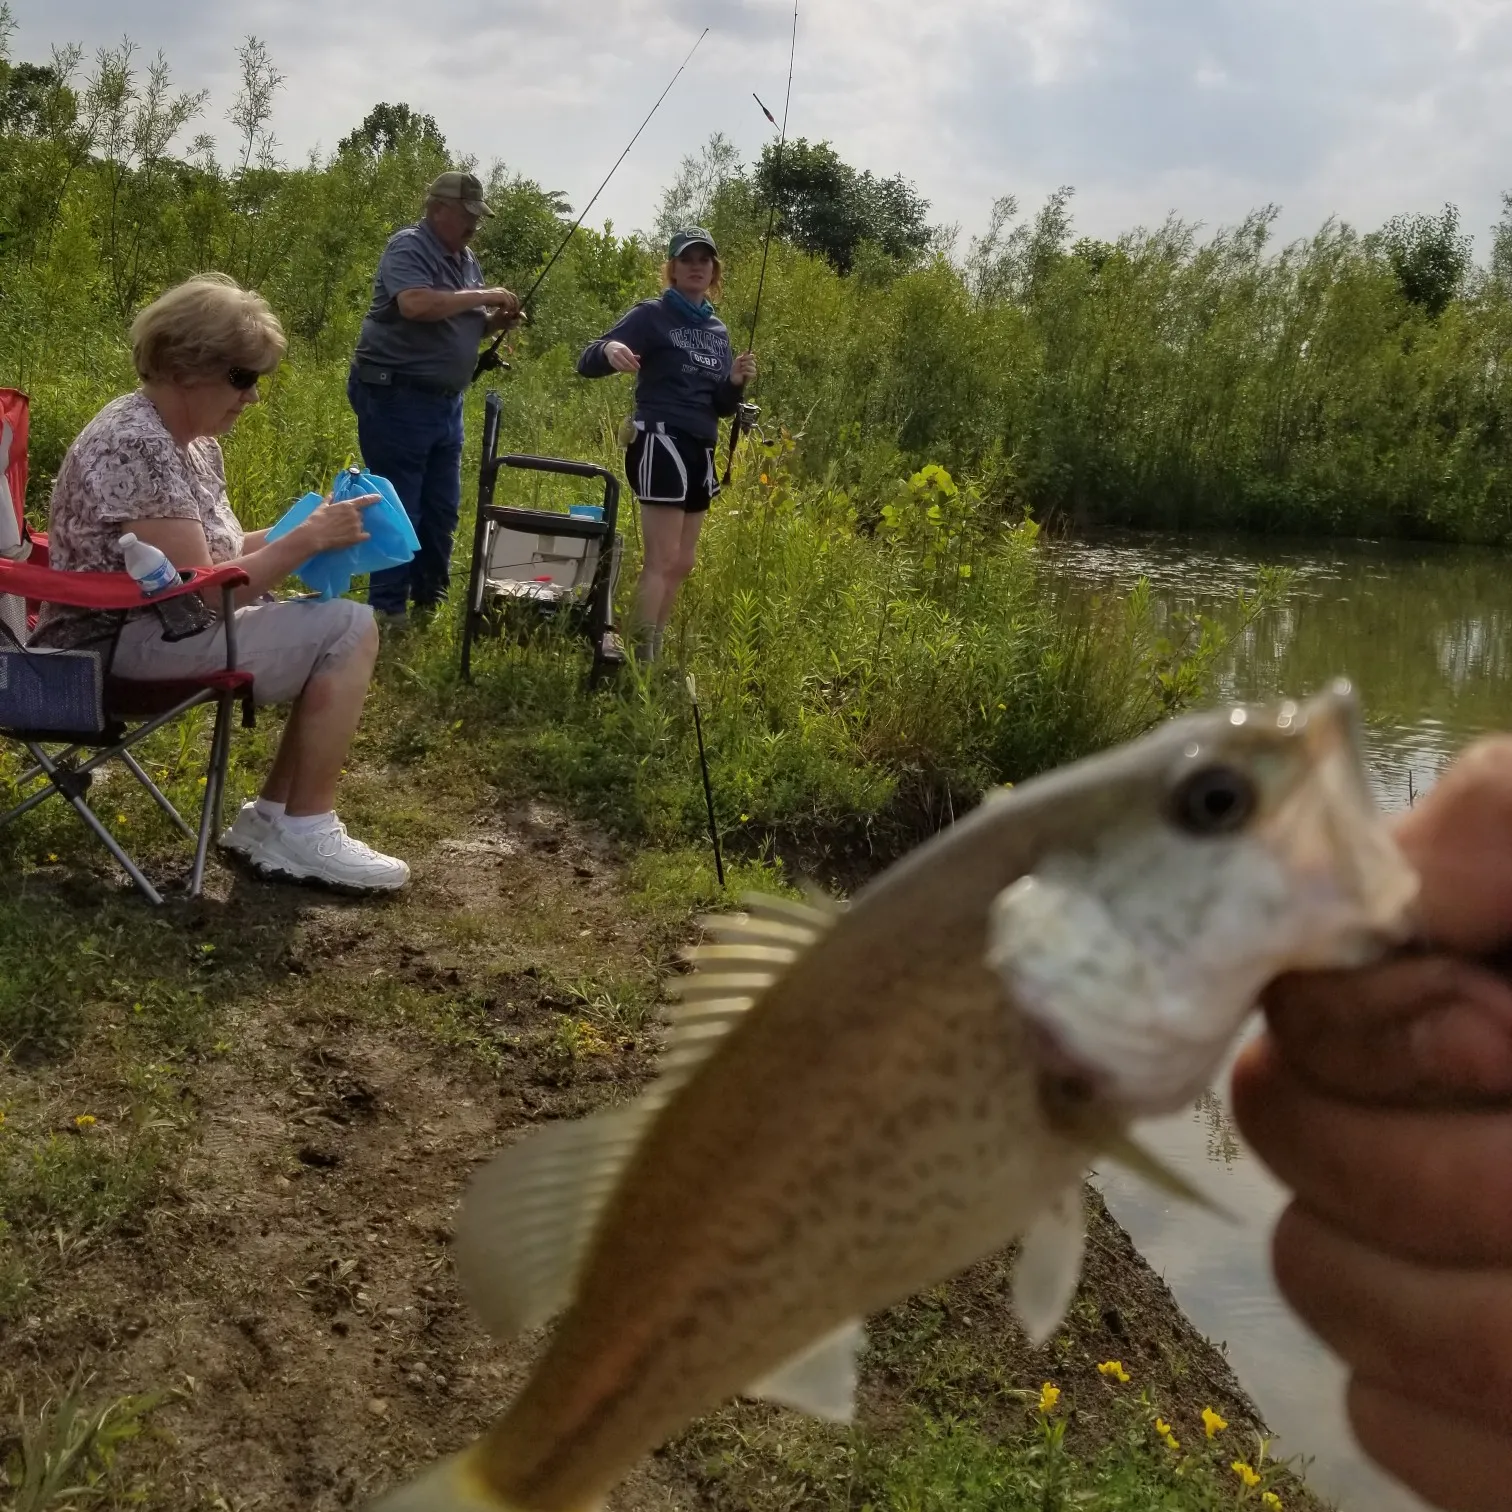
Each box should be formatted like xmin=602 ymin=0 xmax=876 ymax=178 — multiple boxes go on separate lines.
xmin=0 ymin=388 xmax=254 ymax=904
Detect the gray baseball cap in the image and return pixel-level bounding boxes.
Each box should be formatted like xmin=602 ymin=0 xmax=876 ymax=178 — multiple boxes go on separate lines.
xmin=668 ymin=226 xmax=718 ymax=258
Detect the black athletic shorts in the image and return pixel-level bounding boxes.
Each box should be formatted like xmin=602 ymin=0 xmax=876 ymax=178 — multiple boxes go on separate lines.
xmin=625 ymin=423 xmax=720 ymax=514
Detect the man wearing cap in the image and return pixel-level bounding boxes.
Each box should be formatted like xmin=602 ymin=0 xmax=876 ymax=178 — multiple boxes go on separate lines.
xmin=348 ymin=171 xmax=522 ymax=627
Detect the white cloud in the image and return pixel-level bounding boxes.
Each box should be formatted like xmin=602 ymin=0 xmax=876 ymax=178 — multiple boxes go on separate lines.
xmin=11 ymin=0 xmax=1512 ymax=255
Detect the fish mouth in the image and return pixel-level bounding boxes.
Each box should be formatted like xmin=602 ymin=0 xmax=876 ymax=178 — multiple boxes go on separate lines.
xmin=1256 ymin=680 xmax=1419 ymax=967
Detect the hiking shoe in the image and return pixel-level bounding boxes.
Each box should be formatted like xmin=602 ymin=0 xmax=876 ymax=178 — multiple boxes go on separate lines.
xmin=218 ymin=802 xmax=277 ymax=863
xmin=254 ymin=817 xmax=410 ymax=893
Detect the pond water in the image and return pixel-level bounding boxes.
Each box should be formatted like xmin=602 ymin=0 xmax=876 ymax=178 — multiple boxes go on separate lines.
xmin=1049 ymin=532 xmax=1512 ymax=1512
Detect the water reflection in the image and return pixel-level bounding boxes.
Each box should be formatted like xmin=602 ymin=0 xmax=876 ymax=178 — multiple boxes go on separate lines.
xmin=1047 ymin=531 xmax=1512 ymax=807
xmin=1052 ymin=531 xmax=1511 ymax=1512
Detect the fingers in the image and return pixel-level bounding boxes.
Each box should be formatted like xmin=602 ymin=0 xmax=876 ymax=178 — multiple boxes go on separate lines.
xmin=1348 ymin=1380 xmax=1512 ymax=1512
xmin=1232 ymin=1036 xmax=1512 ymax=1264
xmin=1272 ymin=1204 xmax=1512 ymax=1432
xmin=1262 ymin=955 xmax=1512 ymax=1105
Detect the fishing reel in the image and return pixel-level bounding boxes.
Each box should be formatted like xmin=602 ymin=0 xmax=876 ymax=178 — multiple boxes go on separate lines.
xmin=472 ymin=347 xmax=513 ymax=383
xmin=734 ymin=400 xmax=760 ymax=431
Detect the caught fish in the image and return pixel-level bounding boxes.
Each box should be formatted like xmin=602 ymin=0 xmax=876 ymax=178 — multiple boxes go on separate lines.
xmin=371 ymin=681 xmax=1417 ymax=1512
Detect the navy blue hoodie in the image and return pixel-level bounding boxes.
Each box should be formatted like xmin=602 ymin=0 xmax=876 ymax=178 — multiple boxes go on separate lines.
xmin=578 ymin=290 xmax=742 ymax=443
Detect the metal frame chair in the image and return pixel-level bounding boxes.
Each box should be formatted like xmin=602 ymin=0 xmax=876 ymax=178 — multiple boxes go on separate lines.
xmin=459 ymin=388 xmax=625 ymax=684
xmin=0 ymin=549 xmax=254 ymax=906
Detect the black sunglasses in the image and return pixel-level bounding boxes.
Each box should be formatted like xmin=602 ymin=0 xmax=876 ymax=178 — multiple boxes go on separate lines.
xmin=227 ymin=366 xmax=262 ymax=391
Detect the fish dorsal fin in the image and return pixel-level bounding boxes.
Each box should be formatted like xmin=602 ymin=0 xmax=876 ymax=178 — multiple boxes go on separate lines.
xmin=746 ymin=1319 xmax=865 ymax=1423
xmin=454 ymin=1101 xmax=658 ymax=1341
xmin=1012 ymin=1187 xmax=1086 ymax=1347
xmin=659 ymin=891 xmax=839 ymax=1084
xmin=455 ymin=894 xmax=838 ymax=1343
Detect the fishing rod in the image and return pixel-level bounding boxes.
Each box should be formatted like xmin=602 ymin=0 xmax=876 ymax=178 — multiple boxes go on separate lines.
xmin=685 ymin=674 xmax=725 ymax=888
xmin=473 ymin=27 xmax=711 ymax=384
xmin=721 ymin=0 xmax=799 ymax=487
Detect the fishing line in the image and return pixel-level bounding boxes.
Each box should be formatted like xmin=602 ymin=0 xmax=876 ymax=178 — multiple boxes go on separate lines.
xmin=721 ymin=0 xmax=799 ymax=485
xmin=473 ymin=26 xmax=711 ymax=383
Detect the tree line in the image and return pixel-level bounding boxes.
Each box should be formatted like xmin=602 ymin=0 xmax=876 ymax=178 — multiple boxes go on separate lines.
xmin=7 ymin=13 xmax=1512 ymax=543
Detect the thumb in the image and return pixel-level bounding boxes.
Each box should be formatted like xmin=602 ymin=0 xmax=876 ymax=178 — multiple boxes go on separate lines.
xmin=1257 ymin=735 xmax=1512 ymax=1107
xmin=1396 ymin=736 xmax=1512 ymax=953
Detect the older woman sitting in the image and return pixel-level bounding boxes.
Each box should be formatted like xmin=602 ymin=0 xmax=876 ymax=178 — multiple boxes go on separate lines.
xmin=31 ymin=273 xmax=408 ymax=892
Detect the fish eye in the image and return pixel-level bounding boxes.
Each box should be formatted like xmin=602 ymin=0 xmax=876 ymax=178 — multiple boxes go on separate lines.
xmin=1169 ymin=764 xmax=1258 ymax=837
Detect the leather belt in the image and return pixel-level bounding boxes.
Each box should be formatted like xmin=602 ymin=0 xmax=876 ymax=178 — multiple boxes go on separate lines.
xmin=351 ymin=362 xmax=462 ymax=398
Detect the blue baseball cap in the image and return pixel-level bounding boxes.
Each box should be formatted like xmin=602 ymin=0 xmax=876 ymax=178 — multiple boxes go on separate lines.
xmin=668 ymin=227 xmax=718 ymax=259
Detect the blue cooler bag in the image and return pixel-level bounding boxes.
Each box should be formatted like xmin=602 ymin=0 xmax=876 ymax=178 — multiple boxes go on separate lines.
xmin=266 ymin=466 xmax=419 ymax=600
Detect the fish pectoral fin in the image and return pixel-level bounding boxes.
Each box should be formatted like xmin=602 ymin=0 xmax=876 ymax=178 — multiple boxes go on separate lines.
xmin=746 ymin=1319 xmax=866 ymax=1423
xmin=453 ymin=1101 xmax=657 ymax=1341
xmin=1100 ymin=1128 xmax=1237 ymax=1224
xmin=1011 ymin=1187 xmax=1086 ymax=1348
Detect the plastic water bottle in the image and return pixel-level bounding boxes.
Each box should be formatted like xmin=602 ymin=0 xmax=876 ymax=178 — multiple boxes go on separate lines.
xmin=119 ymin=532 xmax=214 ymax=641
xmin=119 ymin=533 xmax=180 ymax=596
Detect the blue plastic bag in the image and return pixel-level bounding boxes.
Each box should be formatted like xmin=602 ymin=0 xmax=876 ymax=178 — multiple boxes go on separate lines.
xmin=266 ymin=467 xmax=419 ymax=600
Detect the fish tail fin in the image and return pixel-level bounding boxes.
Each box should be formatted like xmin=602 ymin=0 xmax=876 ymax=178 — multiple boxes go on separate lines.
xmin=366 ymin=1449 xmax=600 ymax=1512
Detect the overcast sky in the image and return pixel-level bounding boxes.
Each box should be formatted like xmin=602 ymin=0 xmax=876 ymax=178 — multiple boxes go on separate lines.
xmin=11 ymin=0 xmax=1512 ymax=258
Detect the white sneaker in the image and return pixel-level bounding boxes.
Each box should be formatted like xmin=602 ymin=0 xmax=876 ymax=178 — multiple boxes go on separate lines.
xmin=254 ymin=817 xmax=411 ymax=893
xmin=219 ymin=802 xmax=277 ymax=863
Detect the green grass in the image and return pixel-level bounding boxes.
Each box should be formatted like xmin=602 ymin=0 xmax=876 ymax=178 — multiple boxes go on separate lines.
xmin=2 ymin=1376 xmax=183 ymax=1511
xmin=679 ymin=1384 xmax=1305 ymax=1512
xmin=867 ymin=1403 xmax=1295 ymax=1512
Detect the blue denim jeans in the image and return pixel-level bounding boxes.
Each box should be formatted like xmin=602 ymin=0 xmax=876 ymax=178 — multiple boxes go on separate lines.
xmin=347 ymin=370 xmax=464 ymax=616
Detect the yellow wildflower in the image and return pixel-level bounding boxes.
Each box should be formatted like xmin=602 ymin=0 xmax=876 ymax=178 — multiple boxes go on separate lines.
xmin=1098 ymin=1360 xmax=1131 ymax=1384
xmin=1163 ymin=1431 xmax=1180 ymax=1451
xmin=1232 ymin=1461 xmax=1262 ymax=1489
xmin=1262 ymin=1495 xmax=1283 ymax=1510
xmin=46 ymin=853 xmax=57 ymax=862
xmin=1038 ymin=1382 xmax=1061 ymax=1414
xmin=116 ymin=813 xmax=128 ymax=825
xmin=1202 ymin=1407 xmax=1229 ymax=1439
xmin=0 ymin=1110 xmax=6 ymax=1127
xmin=74 ymin=1114 xmax=96 ymax=1129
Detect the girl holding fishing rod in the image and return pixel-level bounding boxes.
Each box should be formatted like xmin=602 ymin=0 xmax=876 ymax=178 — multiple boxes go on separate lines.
xmin=576 ymin=228 xmax=756 ymax=664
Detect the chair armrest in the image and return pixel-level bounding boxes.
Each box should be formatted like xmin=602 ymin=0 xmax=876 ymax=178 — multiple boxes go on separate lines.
xmin=0 ymin=558 xmax=249 ymax=610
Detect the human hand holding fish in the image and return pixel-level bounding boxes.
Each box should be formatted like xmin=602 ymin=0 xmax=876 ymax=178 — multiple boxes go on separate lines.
xmin=369 ymin=681 xmax=1417 ymax=1512
xmin=1235 ymin=734 xmax=1512 ymax=1512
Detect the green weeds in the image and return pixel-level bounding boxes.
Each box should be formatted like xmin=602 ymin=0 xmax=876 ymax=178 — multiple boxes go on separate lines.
xmin=1 ymin=1375 xmax=183 ymax=1511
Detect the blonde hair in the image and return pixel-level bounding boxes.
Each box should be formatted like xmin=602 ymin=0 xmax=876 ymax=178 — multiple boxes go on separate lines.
xmin=661 ymin=254 xmax=725 ymax=303
xmin=131 ymin=273 xmax=287 ymax=384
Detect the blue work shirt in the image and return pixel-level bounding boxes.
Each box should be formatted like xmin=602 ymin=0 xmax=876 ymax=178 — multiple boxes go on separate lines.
xmin=353 ymin=219 xmax=487 ymax=394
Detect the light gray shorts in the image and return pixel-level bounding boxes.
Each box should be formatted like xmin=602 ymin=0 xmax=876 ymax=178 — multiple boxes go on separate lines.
xmin=111 ymin=597 xmax=374 ymax=706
